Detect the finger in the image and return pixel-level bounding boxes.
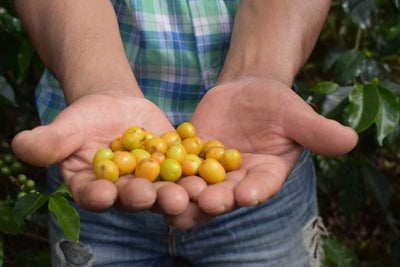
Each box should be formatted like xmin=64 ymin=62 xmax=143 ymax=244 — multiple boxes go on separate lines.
xmin=114 ymin=177 xmax=157 ymax=212
xmin=234 ymin=159 xmax=289 ymax=207
xmin=67 ymin=170 xmax=118 ymax=212
xmin=284 ymin=95 xmax=358 ymax=157
xmin=177 ymin=176 xmax=208 ymax=202
xmin=11 ymin=111 xmax=84 ymax=166
xmin=164 ymin=202 xmax=213 ymax=229
xmin=153 ymin=182 xmax=190 ymax=215
xmin=198 ymin=179 xmax=236 ymax=215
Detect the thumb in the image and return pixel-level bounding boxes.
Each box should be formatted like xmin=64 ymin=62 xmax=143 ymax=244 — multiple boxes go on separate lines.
xmin=284 ymin=98 xmax=358 ymax=157
xmin=12 ymin=113 xmax=84 ymax=167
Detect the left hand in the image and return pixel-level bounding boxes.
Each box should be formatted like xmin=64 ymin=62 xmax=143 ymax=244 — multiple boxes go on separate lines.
xmin=165 ymin=77 xmax=358 ymax=228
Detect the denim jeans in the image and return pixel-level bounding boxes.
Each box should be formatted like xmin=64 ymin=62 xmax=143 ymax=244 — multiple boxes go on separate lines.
xmin=47 ymin=149 xmax=324 ymax=267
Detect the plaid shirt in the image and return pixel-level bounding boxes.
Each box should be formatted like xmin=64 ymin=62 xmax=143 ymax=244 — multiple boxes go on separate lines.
xmin=35 ymin=0 xmax=240 ymax=127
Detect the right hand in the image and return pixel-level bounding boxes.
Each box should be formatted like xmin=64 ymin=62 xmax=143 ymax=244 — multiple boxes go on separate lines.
xmin=11 ymin=93 xmax=194 ymax=215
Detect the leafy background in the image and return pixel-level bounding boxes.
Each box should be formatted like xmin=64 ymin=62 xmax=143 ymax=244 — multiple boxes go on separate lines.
xmin=0 ymin=0 xmax=399 ymax=266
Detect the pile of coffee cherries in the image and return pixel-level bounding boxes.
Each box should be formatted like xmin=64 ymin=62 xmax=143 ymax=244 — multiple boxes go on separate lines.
xmin=92 ymin=122 xmax=241 ymax=184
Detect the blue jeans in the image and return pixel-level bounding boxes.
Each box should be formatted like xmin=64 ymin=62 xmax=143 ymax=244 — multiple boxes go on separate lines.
xmin=47 ymin=149 xmax=324 ymax=267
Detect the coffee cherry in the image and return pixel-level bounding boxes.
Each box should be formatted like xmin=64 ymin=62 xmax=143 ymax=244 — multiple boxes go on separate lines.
xmin=181 ymin=137 xmax=203 ymax=155
xmin=0 ymin=166 xmax=12 ymax=178
xmin=205 ymin=146 xmax=225 ymax=161
xmin=220 ymin=149 xmax=242 ymax=171
xmin=92 ymin=148 xmax=114 ymax=167
xmin=166 ymin=143 xmax=187 ymax=162
xmin=135 ymin=158 xmax=160 ymax=182
xmin=151 ymin=152 xmax=166 ymax=164
xmin=202 ymin=140 xmax=224 ymax=155
xmin=17 ymin=173 xmax=28 ymax=184
xmin=94 ymin=159 xmax=119 ymax=182
xmin=130 ymin=148 xmax=151 ymax=164
xmin=180 ymin=158 xmax=200 ymax=176
xmin=145 ymin=137 xmax=168 ymax=154
xmin=161 ymin=131 xmax=182 ymax=148
xmin=111 ymin=136 xmax=125 ymax=151
xmin=10 ymin=161 xmax=23 ymax=174
xmin=24 ymin=179 xmax=36 ymax=191
xmin=176 ymin=122 xmax=196 ymax=140
xmin=112 ymin=151 xmax=136 ymax=176
xmin=122 ymin=126 xmax=146 ymax=150
xmin=198 ymin=158 xmax=226 ymax=184
xmin=17 ymin=191 xmax=27 ymax=199
xmin=160 ymin=159 xmax=182 ymax=182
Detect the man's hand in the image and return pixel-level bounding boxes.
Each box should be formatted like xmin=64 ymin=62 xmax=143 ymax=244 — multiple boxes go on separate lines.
xmin=12 ymin=93 xmax=190 ymax=215
xmin=165 ymin=77 xmax=358 ymax=228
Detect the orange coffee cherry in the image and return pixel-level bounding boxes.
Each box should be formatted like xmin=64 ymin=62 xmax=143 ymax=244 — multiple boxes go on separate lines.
xmin=111 ymin=136 xmax=125 ymax=151
xmin=130 ymin=148 xmax=151 ymax=164
xmin=202 ymin=140 xmax=224 ymax=155
xmin=145 ymin=136 xmax=168 ymax=154
xmin=151 ymin=152 xmax=166 ymax=164
xmin=181 ymin=137 xmax=203 ymax=155
xmin=161 ymin=131 xmax=182 ymax=148
xmin=205 ymin=146 xmax=225 ymax=161
xmin=135 ymin=158 xmax=160 ymax=182
xmin=180 ymin=158 xmax=201 ymax=176
xmin=166 ymin=143 xmax=187 ymax=162
xmin=112 ymin=151 xmax=136 ymax=175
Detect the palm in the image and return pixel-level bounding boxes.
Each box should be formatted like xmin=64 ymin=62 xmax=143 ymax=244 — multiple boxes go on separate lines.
xmin=13 ymin=93 xmax=190 ymax=214
xmin=164 ymin=78 xmax=357 ymax=227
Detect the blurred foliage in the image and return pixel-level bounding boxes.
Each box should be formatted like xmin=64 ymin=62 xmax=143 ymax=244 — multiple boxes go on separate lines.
xmin=296 ymin=0 xmax=400 ymax=266
xmin=0 ymin=0 xmax=399 ymax=266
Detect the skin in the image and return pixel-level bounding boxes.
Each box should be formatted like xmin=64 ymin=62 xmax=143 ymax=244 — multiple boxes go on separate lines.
xmin=12 ymin=0 xmax=358 ymax=229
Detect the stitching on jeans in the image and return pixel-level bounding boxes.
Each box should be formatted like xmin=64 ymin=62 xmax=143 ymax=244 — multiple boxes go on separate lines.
xmin=302 ymin=216 xmax=329 ymax=267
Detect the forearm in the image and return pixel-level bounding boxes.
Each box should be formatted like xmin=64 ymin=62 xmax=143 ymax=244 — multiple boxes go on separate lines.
xmin=218 ymin=0 xmax=331 ymax=86
xmin=14 ymin=0 xmax=142 ymax=104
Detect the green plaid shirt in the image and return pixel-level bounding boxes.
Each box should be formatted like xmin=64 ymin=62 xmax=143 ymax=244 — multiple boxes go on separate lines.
xmin=36 ymin=0 xmax=240 ymax=127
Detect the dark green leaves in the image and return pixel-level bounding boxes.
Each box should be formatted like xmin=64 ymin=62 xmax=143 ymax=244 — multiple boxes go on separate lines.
xmin=11 ymin=185 xmax=80 ymax=243
xmin=0 ymin=76 xmax=17 ymax=107
xmin=322 ymin=237 xmax=359 ymax=267
xmin=361 ymin=164 xmax=391 ymax=212
xmin=0 ymin=201 xmax=23 ymax=234
xmin=345 ymin=82 xmax=399 ymax=144
xmin=342 ymin=0 xmax=377 ymax=29
xmin=13 ymin=193 xmax=49 ymax=226
xmin=0 ymin=239 xmax=3 ymax=267
xmin=346 ymin=83 xmax=380 ymax=132
xmin=48 ymin=196 xmax=80 ymax=243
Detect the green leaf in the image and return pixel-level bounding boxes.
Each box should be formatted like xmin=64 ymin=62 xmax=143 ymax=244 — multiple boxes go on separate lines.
xmin=0 ymin=201 xmax=24 ymax=234
xmin=336 ymin=162 xmax=365 ymax=219
xmin=333 ymin=49 xmax=366 ymax=85
xmin=0 ymin=239 xmax=3 ymax=267
xmin=379 ymin=81 xmax=400 ymax=97
xmin=375 ymin=84 xmax=400 ymax=145
xmin=346 ymin=83 xmax=379 ymax=132
xmin=13 ymin=193 xmax=49 ymax=225
xmin=342 ymin=0 xmax=377 ymax=29
xmin=17 ymin=40 xmax=34 ymax=78
xmin=361 ymin=164 xmax=391 ymax=212
xmin=310 ymin=81 xmax=340 ymax=94
xmin=387 ymin=24 xmax=400 ymax=40
xmin=321 ymin=86 xmax=353 ymax=118
xmin=322 ymin=237 xmax=359 ymax=267
xmin=0 ymin=76 xmax=17 ymax=107
xmin=49 ymin=184 xmax=73 ymax=201
xmin=394 ymin=0 xmax=399 ymax=8
xmin=48 ymin=195 xmax=80 ymax=243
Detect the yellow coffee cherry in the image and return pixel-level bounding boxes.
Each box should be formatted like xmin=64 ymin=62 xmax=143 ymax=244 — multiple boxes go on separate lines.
xmin=92 ymin=148 xmax=114 ymax=167
xmin=205 ymin=146 xmax=225 ymax=161
xmin=135 ymin=158 xmax=160 ymax=182
xmin=122 ymin=126 xmax=147 ymax=150
xmin=184 ymin=154 xmax=203 ymax=165
xmin=160 ymin=158 xmax=182 ymax=182
xmin=160 ymin=131 xmax=182 ymax=148
xmin=130 ymin=148 xmax=151 ymax=164
xmin=220 ymin=149 xmax=242 ymax=171
xmin=145 ymin=136 xmax=168 ymax=154
xmin=176 ymin=122 xmax=196 ymax=140
xmin=198 ymin=158 xmax=226 ymax=184
xmin=181 ymin=137 xmax=203 ymax=155
xmin=112 ymin=151 xmax=136 ymax=176
xmin=94 ymin=159 xmax=119 ymax=183
xmin=202 ymin=140 xmax=224 ymax=155
xmin=166 ymin=143 xmax=187 ymax=162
